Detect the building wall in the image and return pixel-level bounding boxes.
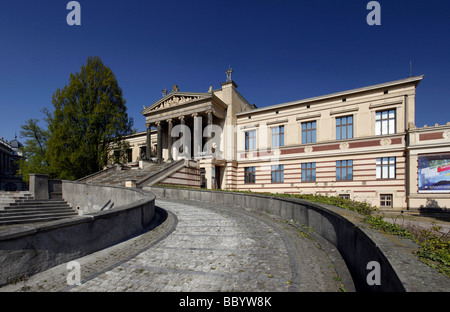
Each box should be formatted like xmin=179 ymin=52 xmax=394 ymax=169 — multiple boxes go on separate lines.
xmin=159 ymin=166 xmax=201 ymax=188
xmin=231 ymin=77 xmax=423 ymax=210
xmin=407 ymin=124 xmax=450 ymax=209
xmin=114 ymin=75 xmax=450 ymax=211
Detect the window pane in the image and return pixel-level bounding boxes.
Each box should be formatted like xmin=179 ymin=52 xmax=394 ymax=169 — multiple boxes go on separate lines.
xmin=376 ymin=112 xmax=381 ymax=120
xmin=376 ymin=166 xmax=381 ymax=179
xmin=382 ymin=120 xmax=388 ymax=134
xmin=389 ymin=164 xmax=395 ymax=178
xmin=312 ymin=129 xmax=316 ymax=143
xmin=383 ymin=166 xmax=388 ymax=178
xmin=348 ymin=167 xmax=353 ymax=180
xmin=348 ymin=124 xmax=353 ymax=139
xmin=336 ymin=168 xmax=341 ymax=180
xmin=389 ymin=119 xmax=395 ymax=134
xmin=375 ymin=120 xmax=381 ymax=135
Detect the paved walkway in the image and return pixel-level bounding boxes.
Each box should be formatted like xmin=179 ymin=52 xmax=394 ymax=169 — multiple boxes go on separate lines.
xmin=0 ymin=198 xmax=351 ymax=292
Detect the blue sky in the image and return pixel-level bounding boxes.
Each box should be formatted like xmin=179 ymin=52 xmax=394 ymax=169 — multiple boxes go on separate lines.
xmin=1 ymin=0 xmax=449 ymax=142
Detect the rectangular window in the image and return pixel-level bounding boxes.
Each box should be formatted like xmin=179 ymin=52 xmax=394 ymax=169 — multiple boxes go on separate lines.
xmin=126 ymin=149 xmax=132 ymax=162
xmin=380 ymin=194 xmax=393 ymax=208
xmin=245 ymin=130 xmax=256 ymax=151
xmin=375 ymin=109 xmax=396 ymax=135
xmin=271 ymin=164 xmax=284 ymax=183
xmin=302 ymin=121 xmax=317 ymax=144
xmin=271 ymin=126 xmax=285 ymax=148
xmin=336 ymin=160 xmax=353 ymax=181
xmin=339 ymin=194 xmax=350 ymax=200
xmin=376 ymin=157 xmax=396 ymax=179
xmin=301 ymin=162 xmax=316 ymax=182
xmin=244 ymin=166 xmax=256 ymax=184
xmin=336 ymin=116 xmax=353 ymax=140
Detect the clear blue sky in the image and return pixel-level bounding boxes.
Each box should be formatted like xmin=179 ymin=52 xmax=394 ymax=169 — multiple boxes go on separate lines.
xmin=1 ymin=0 xmax=449 ymax=142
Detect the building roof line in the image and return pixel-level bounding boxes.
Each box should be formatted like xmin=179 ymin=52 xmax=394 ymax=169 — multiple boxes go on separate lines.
xmin=236 ymin=75 xmax=424 ymax=116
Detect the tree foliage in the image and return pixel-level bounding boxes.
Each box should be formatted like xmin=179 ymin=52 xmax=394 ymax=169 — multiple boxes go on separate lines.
xmin=19 ymin=56 xmax=133 ymax=181
xmin=17 ymin=118 xmax=51 ymax=182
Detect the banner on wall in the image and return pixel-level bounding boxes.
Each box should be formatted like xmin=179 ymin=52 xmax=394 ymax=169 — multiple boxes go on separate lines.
xmin=418 ymin=153 xmax=450 ymax=193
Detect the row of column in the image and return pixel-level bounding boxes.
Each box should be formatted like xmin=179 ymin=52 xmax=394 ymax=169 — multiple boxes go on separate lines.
xmin=0 ymin=151 xmax=13 ymax=175
xmin=145 ymin=110 xmax=214 ymax=163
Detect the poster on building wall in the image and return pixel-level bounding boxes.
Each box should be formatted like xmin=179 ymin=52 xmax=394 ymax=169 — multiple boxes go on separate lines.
xmin=418 ymin=153 xmax=450 ymax=193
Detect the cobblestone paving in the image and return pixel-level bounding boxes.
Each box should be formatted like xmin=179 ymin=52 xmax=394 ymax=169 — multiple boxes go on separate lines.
xmin=0 ymin=198 xmax=347 ymax=292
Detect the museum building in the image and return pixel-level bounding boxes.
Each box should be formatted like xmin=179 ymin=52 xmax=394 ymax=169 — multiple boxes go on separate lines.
xmin=117 ymin=72 xmax=450 ymax=210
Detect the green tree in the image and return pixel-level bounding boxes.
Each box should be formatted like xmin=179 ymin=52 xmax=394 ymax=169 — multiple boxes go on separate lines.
xmin=17 ymin=117 xmax=51 ymax=182
xmin=45 ymin=56 xmax=133 ymax=180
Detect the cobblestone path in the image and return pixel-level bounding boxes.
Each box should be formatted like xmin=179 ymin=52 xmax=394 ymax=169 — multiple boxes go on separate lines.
xmin=0 ymin=198 xmax=350 ymax=292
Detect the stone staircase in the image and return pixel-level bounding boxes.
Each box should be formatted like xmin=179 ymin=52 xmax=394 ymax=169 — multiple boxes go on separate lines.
xmin=78 ymin=160 xmax=188 ymax=187
xmin=0 ymin=192 xmax=78 ymax=226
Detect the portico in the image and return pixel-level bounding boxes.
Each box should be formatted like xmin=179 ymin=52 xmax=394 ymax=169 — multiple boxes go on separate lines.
xmin=142 ymin=87 xmax=227 ymax=163
xmin=137 ymin=72 xmax=254 ymax=189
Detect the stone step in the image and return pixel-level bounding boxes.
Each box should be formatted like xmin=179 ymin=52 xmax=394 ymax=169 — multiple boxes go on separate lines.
xmin=0 ymin=198 xmax=77 ymax=226
xmin=0 ymin=210 xmax=77 ymax=218
xmin=8 ymin=200 xmax=69 ymax=207
xmin=2 ymin=206 xmax=74 ymax=213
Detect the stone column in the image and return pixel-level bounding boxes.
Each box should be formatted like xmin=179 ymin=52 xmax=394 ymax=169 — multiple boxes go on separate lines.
xmin=6 ymin=155 xmax=10 ymax=173
xmin=146 ymin=123 xmax=151 ymax=160
xmin=156 ymin=121 xmax=162 ymax=163
xmin=192 ymin=113 xmax=202 ymax=159
xmin=206 ymin=110 xmax=214 ymax=156
xmin=167 ymin=118 xmax=173 ymax=162
xmin=178 ymin=116 xmax=187 ymax=159
xmin=207 ymin=110 xmax=213 ymax=137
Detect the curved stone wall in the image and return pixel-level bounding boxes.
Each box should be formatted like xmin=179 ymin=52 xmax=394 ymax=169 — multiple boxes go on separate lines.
xmin=0 ymin=182 xmax=156 ymax=287
xmin=146 ymin=186 xmax=450 ymax=292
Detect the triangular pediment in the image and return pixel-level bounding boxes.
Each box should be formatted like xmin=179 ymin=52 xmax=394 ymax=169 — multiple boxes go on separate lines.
xmin=142 ymin=92 xmax=211 ymax=115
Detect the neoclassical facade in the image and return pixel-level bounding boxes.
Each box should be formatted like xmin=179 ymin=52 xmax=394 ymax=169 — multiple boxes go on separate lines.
xmin=119 ymin=72 xmax=450 ymax=210
xmin=0 ymin=136 xmax=26 ymax=191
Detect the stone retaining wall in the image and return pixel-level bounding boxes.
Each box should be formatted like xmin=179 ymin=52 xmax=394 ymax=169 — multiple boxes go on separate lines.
xmin=146 ymin=186 xmax=450 ymax=292
xmin=0 ymin=181 xmax=156 ymax=287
